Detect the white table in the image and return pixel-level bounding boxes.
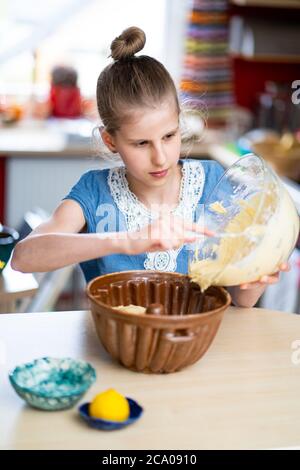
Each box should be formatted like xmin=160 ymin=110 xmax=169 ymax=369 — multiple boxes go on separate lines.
xmin=0 ymin=307 xmax=300 ymax=450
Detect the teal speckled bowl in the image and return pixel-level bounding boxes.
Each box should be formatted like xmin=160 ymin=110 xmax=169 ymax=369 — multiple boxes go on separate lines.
xmin=9 ymin=357 xmax=96 ymax=411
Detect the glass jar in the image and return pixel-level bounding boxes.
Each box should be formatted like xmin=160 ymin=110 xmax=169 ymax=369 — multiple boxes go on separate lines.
xmin=188 ymin=153 xmax=300 ymax=291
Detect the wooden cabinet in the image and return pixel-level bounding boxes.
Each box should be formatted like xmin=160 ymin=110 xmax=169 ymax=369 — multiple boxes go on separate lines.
xmin=229 ymin=0 xmax=300 ymax=113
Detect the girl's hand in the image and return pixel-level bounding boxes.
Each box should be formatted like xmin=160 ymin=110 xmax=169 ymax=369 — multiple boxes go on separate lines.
xmin=122 ymin=215 xmax=212 ymax=256
xmin=228 ymin=262 xmax=290 ymax=308
xmin=239 ymin=262 xmax=290 ymax=290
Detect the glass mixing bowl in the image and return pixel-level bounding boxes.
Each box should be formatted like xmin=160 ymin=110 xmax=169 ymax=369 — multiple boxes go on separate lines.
xmin=188 ymin=153 xmax=300 ymax=291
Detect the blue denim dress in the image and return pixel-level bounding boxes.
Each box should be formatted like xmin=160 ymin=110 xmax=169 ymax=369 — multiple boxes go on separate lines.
xmin=63 ymin=159 xmax=225 ymax=282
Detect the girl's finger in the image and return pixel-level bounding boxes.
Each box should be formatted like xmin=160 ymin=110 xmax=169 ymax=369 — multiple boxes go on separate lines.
xmin=184 ymin=226 xmax=214 ymax=238
xmin=240 ymin=282 xmax=261 ymax=290
xmin=192 ymin=223 xmax=214 ymax=237
xmin=259 ymin=274 xmax=279 ymax=284
xmin=184 ymin=235 xmax=197 ymax=244
xmin=176 ymin=218 xmax=214 ymax=237
xmin=240 ymin=283 xmax=250 ymax=290
xmin=226 ymin=265 xmax=289 ymax=291
xmin=278 ymin=262 xmax=290 ymax=272
xmin=240 ymin=274 xmax=279 ymax=289
xmin=163 ymin=216 xmax=214 ymax=237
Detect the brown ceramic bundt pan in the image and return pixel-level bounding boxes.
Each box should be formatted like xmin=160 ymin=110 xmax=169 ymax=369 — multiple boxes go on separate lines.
xmin=86 ymin=271 xmax=231 ymax=373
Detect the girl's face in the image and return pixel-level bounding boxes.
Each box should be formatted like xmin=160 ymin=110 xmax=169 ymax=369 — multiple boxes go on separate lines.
xmin=103 ymin=100 xmax=181 ymax=189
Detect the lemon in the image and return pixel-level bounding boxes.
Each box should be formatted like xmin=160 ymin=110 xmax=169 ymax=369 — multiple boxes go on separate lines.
xmin=89 ymin=388 xmax=130 ymax=422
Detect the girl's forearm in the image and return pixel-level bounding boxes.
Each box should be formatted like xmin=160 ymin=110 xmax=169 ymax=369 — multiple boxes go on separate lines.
xmin=227 ymin=284 xmax=266 ymax=308
xmin=11 ymin=232 xmax=128 ymax=273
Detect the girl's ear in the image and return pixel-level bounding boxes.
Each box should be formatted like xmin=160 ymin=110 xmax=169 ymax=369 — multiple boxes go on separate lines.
xmin=100 ymin=127 xmax=118 ymax=153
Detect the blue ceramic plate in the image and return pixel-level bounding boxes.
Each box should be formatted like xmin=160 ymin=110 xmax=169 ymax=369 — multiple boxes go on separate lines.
xmin=79 ymin=398 xmax=143 ymax=430
xmin=9 ymin=357 xmax=96 ymax=410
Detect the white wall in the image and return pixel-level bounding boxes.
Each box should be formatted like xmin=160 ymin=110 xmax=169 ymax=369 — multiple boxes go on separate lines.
xmin=5 ymin=156 xmax=100 ymax=228
xmin=163 ymin=0 xmax=190 ymax=85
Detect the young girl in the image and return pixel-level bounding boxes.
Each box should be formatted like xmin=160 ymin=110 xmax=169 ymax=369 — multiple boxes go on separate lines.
xmin=12 ymin=27 xmax=288 ymax=308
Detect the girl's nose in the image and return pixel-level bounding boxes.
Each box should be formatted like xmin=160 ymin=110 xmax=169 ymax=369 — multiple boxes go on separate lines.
xmin=151 ymin=145 xmax=167 ymax=167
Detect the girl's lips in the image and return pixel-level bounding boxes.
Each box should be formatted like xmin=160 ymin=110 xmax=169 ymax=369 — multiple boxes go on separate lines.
xmin=149 ymin=169 xmax=168 ymax=178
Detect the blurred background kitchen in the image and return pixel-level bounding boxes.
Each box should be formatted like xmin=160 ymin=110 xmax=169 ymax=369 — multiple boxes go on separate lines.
xmin=0 ymin=0 xmax=299 ymax=314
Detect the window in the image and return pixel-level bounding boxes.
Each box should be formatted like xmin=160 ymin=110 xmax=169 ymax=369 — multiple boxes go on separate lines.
xmin=0 ymin=0 xmax=182 ymax=97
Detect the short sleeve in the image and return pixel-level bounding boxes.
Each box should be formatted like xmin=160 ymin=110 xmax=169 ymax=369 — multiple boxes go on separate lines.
xmin=62 ymin=171 xmax=97 ymax=230
xmin=200 ymin=160 xmax=226 ymax=203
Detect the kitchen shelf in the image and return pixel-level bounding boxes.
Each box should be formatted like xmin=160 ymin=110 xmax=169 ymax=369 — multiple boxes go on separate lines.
xmin=230 ymin=0 xmax=300 ymax=8
xmin=231 ymin=53 xmax=300 ymax=64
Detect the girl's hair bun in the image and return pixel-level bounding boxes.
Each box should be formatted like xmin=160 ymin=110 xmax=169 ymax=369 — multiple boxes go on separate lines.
xmin=110 ymin=26 xmax=146 ymax=61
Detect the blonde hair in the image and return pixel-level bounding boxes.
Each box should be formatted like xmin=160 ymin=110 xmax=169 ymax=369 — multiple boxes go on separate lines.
xmin=96 ymin=26 xmax=180 ymax=135
xmin=93 ymin=27 xmax=206 ymax=164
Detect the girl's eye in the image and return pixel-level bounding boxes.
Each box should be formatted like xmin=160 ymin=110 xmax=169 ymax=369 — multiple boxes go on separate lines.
xmin=134 ymin=132 xmax=177 ymax=146
xmin=136 ymin=141 xmax=148 ymax=147
xmin=164 ymin=133 xmax=175 ymax=140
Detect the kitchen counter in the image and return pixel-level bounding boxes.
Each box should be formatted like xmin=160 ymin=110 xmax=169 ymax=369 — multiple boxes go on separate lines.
xmin=209 ymin=143 xmax=300 ymax=215
xmin=0 ymin=119 xmax=94 ymax=158
xmin=0 ymin=120 xmax=228 ymax=158
xmin=0 ymin=307 xmax=299 ymax=450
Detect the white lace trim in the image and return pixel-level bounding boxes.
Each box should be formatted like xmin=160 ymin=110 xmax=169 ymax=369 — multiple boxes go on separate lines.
xmin=108 ymin=161 xmax=205 ymax=271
